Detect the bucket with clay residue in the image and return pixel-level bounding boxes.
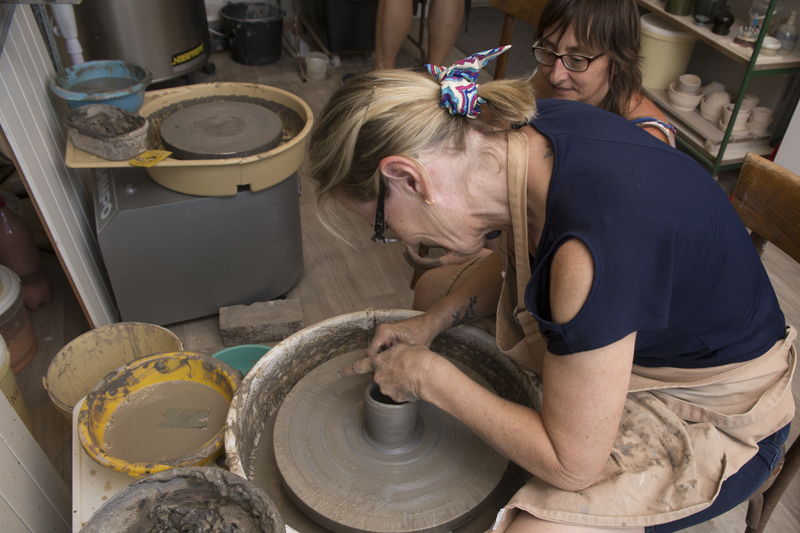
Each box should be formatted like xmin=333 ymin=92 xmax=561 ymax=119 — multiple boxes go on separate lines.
xmin=79 ymin=466 xmax=285 ymax=532
xmin=212 ymin=344 xmax=270 ymax=378
xmin=221 ymin=2 xmax=285 ymax=65
xmin=44 ymin=322 xmax=183 ymax=419
xmin=78 ymin=352 xmax=241 ymax=477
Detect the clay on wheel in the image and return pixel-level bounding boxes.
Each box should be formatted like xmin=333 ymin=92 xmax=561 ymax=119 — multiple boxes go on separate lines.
xmin=273 ymin=350 xmax=509 ymax=533
xmin=160 ymin=101 xmax=283 ymax=160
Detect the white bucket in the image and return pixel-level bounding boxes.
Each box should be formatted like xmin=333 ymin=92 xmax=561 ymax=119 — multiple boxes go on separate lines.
xmin=0 ymin=333 xmax=34 ymax=432
xmin=305 ymin=51 xmax=328 ymax=80
xmin=640 ymin=13 xmax=697 ymax=90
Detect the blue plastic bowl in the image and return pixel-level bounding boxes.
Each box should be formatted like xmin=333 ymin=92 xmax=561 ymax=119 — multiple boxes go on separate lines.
xmin=49 ymin=60 xmax=153 ymax=112
xmin=211 ymin=344 xmax=271 ymax=378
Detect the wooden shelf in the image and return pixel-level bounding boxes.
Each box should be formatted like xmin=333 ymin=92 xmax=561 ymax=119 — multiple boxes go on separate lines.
xmin=638 ymin=0 xmax=800 ymax=70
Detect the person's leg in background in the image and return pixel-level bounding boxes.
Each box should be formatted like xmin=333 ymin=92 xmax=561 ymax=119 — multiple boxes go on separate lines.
xmin=426 ymin=0 xmax=465 ymax=66
xmin=373 ymin=0 xmax=414 ymax=70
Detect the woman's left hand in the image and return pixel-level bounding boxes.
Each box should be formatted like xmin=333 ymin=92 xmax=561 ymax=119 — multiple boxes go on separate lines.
xmin=337 ymin=343 xmax=438 ymax=403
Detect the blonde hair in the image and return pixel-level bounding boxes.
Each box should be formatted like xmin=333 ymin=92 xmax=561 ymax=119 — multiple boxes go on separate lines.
xmin=308 ymin=69 xmax=537 ymax=227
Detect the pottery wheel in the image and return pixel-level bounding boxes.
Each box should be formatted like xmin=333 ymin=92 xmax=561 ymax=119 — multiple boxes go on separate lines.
xmin=160 ymin=101 xmax=283 ymax=160
xmin=273 ymin=350 xmax=509 ymax=533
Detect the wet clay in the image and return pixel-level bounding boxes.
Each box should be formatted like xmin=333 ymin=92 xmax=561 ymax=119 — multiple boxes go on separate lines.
xmin=80 ymin=466 xmax=285 ymax=533
xmin=103 ymin=381 xmax=228 ymax=464
xmin=272 ymin=350 xmax=509 ymax=533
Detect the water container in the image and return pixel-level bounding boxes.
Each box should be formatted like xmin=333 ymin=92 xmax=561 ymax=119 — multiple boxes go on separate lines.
xmin=0 ymin=197 xmax=52 ymax=310
xmin=0 ymin=265 xmax=38 ymax=373
xmin=640 ymin=14 xmax=698 ymax=90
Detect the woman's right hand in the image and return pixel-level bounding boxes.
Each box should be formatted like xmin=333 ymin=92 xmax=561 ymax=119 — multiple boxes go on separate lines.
xmin=367 ymin=313 xmax=443 ymax=356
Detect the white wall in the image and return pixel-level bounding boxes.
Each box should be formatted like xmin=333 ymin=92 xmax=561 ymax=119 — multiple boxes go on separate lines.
xmin=0 ymin=6 xmax=117 ymax=327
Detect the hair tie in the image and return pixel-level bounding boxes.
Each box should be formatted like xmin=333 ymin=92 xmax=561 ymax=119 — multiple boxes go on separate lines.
xmin=425 ymin=46 xmax=511 ymax=119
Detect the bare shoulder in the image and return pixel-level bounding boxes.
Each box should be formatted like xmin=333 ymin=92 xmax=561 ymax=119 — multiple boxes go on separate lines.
xmin=550 ymin=239 xmax=594 ymax=324
xmin=625 ymin=93 xmax=672 ymax=144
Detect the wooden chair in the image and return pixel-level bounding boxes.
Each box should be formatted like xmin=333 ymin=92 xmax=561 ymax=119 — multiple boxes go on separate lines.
xmin=490 ymin=0 xmax=548 ymax=79
xmin=731 ymin=152 xmax=800 ymax=533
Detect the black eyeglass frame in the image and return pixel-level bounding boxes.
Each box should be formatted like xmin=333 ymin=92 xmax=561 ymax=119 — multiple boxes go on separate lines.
xmin=372 ymin=181 xmax=400 ymax=244
xmin=531 ymin=44 xmax=605 ymax=73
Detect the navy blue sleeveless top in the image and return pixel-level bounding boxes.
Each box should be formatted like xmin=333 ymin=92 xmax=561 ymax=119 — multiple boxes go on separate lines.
xmin=524 ymin=99 xmax=785 ymax=368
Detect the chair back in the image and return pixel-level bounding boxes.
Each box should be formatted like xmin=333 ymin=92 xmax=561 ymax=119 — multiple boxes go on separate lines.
xmin=491 ymin=0 xmax=548 ymax=79
xmin=732 ymin=152 xmax=800 ymax=533
xmin=732 ymin=152 xmax=800 ymax=263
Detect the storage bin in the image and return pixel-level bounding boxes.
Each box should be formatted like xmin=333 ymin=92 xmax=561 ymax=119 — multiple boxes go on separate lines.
xmin=0 ymin=265 xmax=37 ymax=373
xmin=298 ymin=0 xmax=378 ymax=53
xmin=640 ymin=13 xmax=697 ymax=90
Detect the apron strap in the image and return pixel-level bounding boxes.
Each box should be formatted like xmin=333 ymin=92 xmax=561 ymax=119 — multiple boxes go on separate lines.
xmin=506 ymin=131 xmax=539 ymax=338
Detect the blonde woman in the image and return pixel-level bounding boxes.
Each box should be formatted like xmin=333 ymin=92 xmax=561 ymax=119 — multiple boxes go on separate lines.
xmin=308 ymin=49 xmax=794 ymax=533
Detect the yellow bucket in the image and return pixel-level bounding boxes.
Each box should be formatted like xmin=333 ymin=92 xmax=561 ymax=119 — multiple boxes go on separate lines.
xmin=78 ymin=352 xmax=241 ymax=477
xmin=44 ymin=322 xmax=183 ymax=419
xmin=640 ymin=13 xmax=697 ymax=90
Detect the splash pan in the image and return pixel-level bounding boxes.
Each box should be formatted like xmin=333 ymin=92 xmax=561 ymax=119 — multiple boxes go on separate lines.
xmin=64 ymin=83 xmax=313 ymax=196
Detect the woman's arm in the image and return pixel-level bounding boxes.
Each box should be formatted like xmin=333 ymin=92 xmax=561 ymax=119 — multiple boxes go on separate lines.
xmin=347 ymin=238 xmax=636 ymax=490
xmin=366 ymin=251 xmax=505 ymax=355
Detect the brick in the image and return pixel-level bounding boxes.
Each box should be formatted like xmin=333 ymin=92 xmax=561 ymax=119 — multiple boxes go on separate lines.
xmin=219 ymin=299 xmax=304 ymax=346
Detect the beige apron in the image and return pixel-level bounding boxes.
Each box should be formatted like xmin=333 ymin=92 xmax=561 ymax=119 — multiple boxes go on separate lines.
xmin=490 ymin=132 xmax=797 ymax=529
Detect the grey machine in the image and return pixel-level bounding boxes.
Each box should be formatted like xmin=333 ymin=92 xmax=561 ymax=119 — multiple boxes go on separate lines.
xmin=93 ymin=167 xmax=303 ymax=326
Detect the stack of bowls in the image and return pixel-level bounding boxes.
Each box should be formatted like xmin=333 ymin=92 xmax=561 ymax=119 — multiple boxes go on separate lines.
xmin=749 ymin=107 xmax=773 ymax=134
xmin=700 ymin=90 xmax=731 ymax=122
xmin=668 ymin=74 xmax=704 ymax=111
xmin=721 ymin=103 xmax=751 ymax=133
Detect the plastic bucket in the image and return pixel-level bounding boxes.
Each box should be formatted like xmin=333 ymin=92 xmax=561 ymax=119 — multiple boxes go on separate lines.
xmin=77 ymin=352 xmax=241 ymax=476
xmin=305 ymin=51 xmax=328 ymax=80
xmin=44 ymin=322 xmax=183 ymax=419
xmin=80 ymin=466 xmax=285 ymax=532
xmin=49 ymin=60 xmax=153 ymax=112
xmin=221 ymin=2 xmax=285 ymax=66
xmin=0 ymin=265 xmax=37 ymax=373
xmin=0 ymin=334 xmax=33 ymax=432
xmin=212 ymin=344 xmax=270 ymax=378
xmin=640 ymin=13 xmax=697 ymax=90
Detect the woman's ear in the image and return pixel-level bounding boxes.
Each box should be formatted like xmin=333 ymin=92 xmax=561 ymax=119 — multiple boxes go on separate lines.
xmin=379 ymin=156 xmax=430 ymax=200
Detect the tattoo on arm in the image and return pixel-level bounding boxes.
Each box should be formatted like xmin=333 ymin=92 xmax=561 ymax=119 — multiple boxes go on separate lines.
xmin=451 ymin=295 xmax=478 ymax=327
xmin=544 ymin=144 xmax=553 ymax=159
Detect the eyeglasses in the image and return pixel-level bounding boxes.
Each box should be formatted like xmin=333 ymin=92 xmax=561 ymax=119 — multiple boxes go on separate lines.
xmin=372 ymin=181 xmax=400 ymax=244
xmin=532 ymin=44 xmax=605 ymax=73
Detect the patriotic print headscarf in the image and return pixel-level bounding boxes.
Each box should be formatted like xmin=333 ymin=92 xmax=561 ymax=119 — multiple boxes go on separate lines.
xmin=425 ymin=46 xmax=511 ymax=119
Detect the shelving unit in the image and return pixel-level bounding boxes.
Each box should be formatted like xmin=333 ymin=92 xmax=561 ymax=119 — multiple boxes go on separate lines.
xmin=638 ymin=0 xmax=800 ymax=176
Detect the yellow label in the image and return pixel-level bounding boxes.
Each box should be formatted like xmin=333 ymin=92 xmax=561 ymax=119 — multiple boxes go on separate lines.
xmin=130 ymin=150 xmax=172 ymax=167
xmin=172 ymin=43 xmax=205 ymax=66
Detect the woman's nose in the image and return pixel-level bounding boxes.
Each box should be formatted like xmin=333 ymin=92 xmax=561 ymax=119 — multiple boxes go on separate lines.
xmin=548 ymin=57 xmax=571 ymax=83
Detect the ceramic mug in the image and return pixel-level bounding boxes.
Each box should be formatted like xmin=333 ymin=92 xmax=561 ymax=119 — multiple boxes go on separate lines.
xmin=749 ymin=116 xmax=773 ymax=134
xmin=722 ymin=103 xmax=751 ymax=130
xmin=700 ymin=97 xmax=725 ymax=121
xmin=679 ymin=74 xmax=702 ymax=94
xmin=750 ymin=106 xmax=773 ymax=121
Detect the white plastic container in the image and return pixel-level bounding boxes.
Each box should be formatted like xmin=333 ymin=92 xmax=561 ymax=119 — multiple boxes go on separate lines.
xmin=305 ymin=51 xmax=328 ymax=80
xmin=0 ymin=265 xmax=37 ymax=373
xmin=0 ymin=323 xmax=33 ymax=432
xmin=640 ymin=13 xmax=697 ymax=90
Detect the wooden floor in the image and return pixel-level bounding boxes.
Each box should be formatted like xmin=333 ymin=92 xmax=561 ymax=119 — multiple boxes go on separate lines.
xmin=13 ymin=28 xmax=800 ymax=533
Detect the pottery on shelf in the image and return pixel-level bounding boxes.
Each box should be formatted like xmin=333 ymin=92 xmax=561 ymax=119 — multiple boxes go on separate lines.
xmin=775 ymin=11 xmax=799 ymax=55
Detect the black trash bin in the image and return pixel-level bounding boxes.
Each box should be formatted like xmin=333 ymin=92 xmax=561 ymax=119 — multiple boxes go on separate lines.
xmin=221 ymin=2 xmax=285 ymax=65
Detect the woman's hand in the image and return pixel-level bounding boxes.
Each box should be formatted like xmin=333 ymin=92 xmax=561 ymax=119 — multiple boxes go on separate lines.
xmin=366 ymin=313 xmax=442 ymax=356
xmin=337 ymin=343 xmax=438 ymax=403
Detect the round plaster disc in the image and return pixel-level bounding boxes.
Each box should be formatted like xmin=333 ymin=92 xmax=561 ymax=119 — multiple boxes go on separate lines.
xmin=160 ymin=101 xmax=283 ymax=160
xmin=273 ymin=350 xmax=509 ymax=533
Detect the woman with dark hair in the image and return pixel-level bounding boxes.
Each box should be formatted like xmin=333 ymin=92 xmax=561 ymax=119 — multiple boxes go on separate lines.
xmin=531 ymin=0 xmax=675 ymax=144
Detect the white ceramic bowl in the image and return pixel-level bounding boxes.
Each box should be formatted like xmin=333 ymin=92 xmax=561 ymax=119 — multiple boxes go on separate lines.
xmin=741 ymin=93 xmax=760 ymax=111
xmin=668 ymin=82 xmax=704 ymax=110
xmin=700 ymin=97 xmax=725 ymax=121
xmin=749 ymin=115 xmax=773 ymax=134
xmin=750 ymin=106 xmax=773 ymax=121
xmin=705 ymin=90 xmax=731 ymax=107
xmin=761 ymin=36 xmax=782 ymax=56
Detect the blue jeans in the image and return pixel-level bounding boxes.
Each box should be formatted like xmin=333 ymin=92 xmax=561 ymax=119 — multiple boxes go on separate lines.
xmin=645 ymin=423 xmax=791 ymax=533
